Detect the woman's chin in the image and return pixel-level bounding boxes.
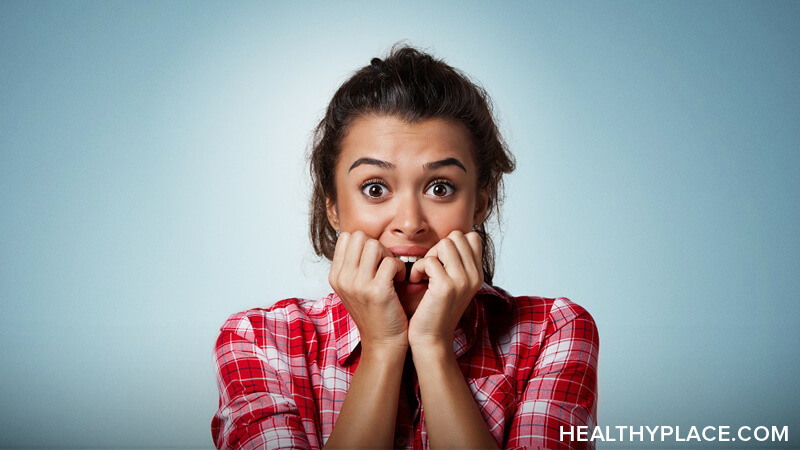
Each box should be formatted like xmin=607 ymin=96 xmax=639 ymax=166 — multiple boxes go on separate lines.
xmin=394 ymin=281 xmax=427 ymax=316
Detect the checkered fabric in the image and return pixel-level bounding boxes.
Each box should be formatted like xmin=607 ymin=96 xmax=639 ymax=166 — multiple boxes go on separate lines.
xmin=212 ymin=283 xmax=598 ymax=449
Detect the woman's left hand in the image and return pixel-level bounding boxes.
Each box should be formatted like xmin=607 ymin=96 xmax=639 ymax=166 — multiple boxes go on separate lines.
xmin=407 ymin=230 xmax=484 ymax=350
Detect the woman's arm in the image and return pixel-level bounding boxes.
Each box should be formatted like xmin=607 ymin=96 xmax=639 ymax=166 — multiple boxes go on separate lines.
xmin=412 ymin=344 xmax=500 ymax=449
xmin=324 ymin=342 xmax=407 ymax=448
xmin=324 ymin=231 xmax=409 ymax=448
xmin=212 ymin=313 xmax=314 ymax=449
xmin=407 ymin=230 xmax=499 ymax=448
xmin=507 ymin=301 xmax=599 ymax=450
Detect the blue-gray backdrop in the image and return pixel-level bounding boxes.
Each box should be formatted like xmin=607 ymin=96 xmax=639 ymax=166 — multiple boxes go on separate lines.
xmin=1 ymin=1 xmax=798 ymax=448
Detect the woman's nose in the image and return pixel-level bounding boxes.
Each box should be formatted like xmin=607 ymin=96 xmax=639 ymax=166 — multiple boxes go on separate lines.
xmin=391 ymin=194 xmax=429 ymax=238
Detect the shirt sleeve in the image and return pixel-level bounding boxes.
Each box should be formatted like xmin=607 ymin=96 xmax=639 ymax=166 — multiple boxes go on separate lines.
xmin=506 ymin=299 xmax=599 ymax=450
xmin=211 ymin=312 xmax=312 ymax=450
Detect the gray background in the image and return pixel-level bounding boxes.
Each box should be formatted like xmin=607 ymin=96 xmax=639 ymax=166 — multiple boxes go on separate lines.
xmin=1 ymin=1 xmax=798 ymax=448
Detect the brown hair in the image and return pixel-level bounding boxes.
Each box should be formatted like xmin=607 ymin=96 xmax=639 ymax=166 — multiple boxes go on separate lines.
xmin=308 ymin=45 xmax=515 ymax=284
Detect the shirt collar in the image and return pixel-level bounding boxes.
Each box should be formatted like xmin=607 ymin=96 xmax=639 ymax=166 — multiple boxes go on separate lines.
xmin=476 ymin=282 xmax=513 ymax=310
xmin=453 ymin=282 xmax=513 ymax=358
xmin=331 ymin=282 xmax=512 ymax=366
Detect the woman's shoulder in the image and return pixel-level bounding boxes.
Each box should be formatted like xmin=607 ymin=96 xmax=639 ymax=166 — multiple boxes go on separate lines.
xmin=217 ymin=293 xmax=337 ymax=343
xmin=481 ymin=284 xmax=598 ymax=335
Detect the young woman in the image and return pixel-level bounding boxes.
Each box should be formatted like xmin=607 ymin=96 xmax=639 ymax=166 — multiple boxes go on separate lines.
xmin=212 ymin=46 xmax=598 ymax=449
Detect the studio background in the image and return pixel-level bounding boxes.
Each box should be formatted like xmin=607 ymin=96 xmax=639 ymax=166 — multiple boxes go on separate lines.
xmin=1 ymin=1 xmax=798 ymax=448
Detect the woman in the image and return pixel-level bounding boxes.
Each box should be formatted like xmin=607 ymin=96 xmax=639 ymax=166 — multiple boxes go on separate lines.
xmin=212 ymin=46 xmax=598 ymax=449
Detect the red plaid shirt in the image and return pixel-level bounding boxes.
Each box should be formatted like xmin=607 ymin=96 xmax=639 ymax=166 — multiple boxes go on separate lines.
xmin=212 ymin=283 xmax=598 ymax=449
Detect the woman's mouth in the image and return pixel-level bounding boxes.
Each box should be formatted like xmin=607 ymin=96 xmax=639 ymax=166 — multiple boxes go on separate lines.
xmin=397 ymin=255 xmax=422 ymax=264
xmin=390 ymin=245 xmax=429 ymax=285
xmin=393 ymin=256 xmax=427 ymax=293
xmin=398 ymin=256 xmax=421 ymax=282
xmin=400 ymin=256 xmax=419 ymax=283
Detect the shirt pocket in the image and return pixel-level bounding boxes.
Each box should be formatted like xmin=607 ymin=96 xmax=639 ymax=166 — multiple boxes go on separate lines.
xmin=466 ymin=373 xmax=515 ymax=446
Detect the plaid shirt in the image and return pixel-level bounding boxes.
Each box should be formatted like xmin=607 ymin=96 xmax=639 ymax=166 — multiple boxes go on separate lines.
xmin=212 ymin=283 xmax=598 ymax=449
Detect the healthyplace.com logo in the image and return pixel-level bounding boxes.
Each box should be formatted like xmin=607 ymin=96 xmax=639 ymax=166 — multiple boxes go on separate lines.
xmin=560 ymin=425 xmax=789 ymax=443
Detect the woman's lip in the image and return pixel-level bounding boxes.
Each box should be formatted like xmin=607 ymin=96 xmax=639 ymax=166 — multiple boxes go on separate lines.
xmin=389 ymin=245 xmax=430 ymax=258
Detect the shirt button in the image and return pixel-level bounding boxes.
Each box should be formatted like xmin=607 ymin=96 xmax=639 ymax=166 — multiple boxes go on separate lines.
xmin=395 ymin=436 xmax=407 ymax=447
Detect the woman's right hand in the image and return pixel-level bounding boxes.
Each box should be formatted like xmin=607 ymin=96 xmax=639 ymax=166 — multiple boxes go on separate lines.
xmin=328 ymin=231 xmax=409 ymax=351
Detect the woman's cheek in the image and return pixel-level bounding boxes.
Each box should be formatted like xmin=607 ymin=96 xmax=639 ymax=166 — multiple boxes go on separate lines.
xmin=337 ymin=200 xmax=388 ymax=237
xmin=429 ymin=209 xmax=473 ymax=236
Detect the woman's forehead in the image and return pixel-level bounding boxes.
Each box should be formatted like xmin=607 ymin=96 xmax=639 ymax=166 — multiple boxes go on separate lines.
xmin=339 ymin=115 xmax=476 ymax=170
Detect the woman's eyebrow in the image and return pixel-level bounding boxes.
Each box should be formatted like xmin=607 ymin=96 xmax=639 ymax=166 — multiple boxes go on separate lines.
xmin=348 ymin=158 xmax=394 ymax=172
xmin=424 ymin=157 xmax=467 ymax=172
xmin=347 ymin=156 xmax=467 ymax=173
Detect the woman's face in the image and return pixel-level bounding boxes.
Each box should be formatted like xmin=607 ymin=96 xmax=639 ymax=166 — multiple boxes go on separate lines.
xmin=327 ymin=115 xmax=487 ymax=315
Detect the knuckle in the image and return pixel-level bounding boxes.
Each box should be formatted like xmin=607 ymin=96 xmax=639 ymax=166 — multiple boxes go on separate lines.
xmin=472 ymin=271 xmax=482 ymax=284
xmin=353 ymin=274 xmax=367 ymax=290
xmin=366 ymin=284 xmax=381 ymax=299
xmin=471 ymin=238 xmax=483 ymax=254
xmin=383 ymin=256 xmax=398 ymax=269
xmin=468 ymin=267 xmax=481 ymax=281
xmin=364 ymin=239 xmax=380 ymax=252
xmin=340 ymin=272 xmax=355 ymax=288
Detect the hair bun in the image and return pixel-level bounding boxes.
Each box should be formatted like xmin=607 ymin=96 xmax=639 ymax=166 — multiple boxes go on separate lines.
xmin=370 ymin=57 xmax=383 ymax=68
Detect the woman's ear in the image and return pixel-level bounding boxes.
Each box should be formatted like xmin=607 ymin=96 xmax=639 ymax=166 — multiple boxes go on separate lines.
xmin=474 ymin=190 xmax=489 ymax=226
xmin=326 ymin=198 xmax=340 ymax=230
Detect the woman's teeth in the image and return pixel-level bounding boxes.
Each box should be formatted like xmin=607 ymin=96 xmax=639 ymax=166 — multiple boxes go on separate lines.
xmin=398 ymin=256 xmax=421 ymax=263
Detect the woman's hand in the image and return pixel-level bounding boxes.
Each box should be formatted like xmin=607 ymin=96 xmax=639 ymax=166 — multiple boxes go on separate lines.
xmin=326 ymin=232 xmax=410 ymax=448
xmin=404 ymin=231 xmax=498 ymax=448
xmin=328 ymin=230 xmax=408 ymax=351
xmin=406 ymin=230 xmax=484 ymax=350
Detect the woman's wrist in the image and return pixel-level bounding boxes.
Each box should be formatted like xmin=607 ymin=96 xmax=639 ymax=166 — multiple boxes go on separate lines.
xmin=360 ymin=336 xmax=409 ymax=361
xmin=408 ymin=327 xmax=454 ymax=351
xmin=409 ymin=338 xmax=454 ymax=365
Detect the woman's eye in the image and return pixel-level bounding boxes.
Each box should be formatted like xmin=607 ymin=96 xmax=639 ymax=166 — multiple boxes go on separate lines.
xmin=362 ymin=183 xmax=387 ymax=198
xmin=426 ymin=182 xmax=455 ymax=198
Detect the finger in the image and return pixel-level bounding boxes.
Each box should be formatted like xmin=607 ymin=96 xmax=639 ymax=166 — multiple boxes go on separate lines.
xmin=357 ymin=239 xmax=384 ymax=281
xmin=342 ymin=230 xmax=367 ymax=273
xmin=421 ymin=237 xmax=441 ymax=260
xmin=465 ymin=231 xmax=483 ymax=265
xmin=329 ymin=231 xmax=350 ymax=286
xmin=447 ymin=230 xmax=477 ymax=271
xmin=435 ymin=237 xmax=466 ymax=279
xmin=411 ymin=254 xmax=449 ymax=285
xmin=449 ymin=231 xmax=483 ymax=284
xmin=376 ymin=256 xmax=405 ymax=285
xmin=372 ymin=241 xmax=404 ymax=282
xmin=409 ymin=255 xmax=437 ymax=284
xmin=465 ymin=232 xmax=485 ymax=286
xmin=409 ymin=241 xmax=444 ymax=283
xmin=394 ymin=258 xmax=407 ymax=283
